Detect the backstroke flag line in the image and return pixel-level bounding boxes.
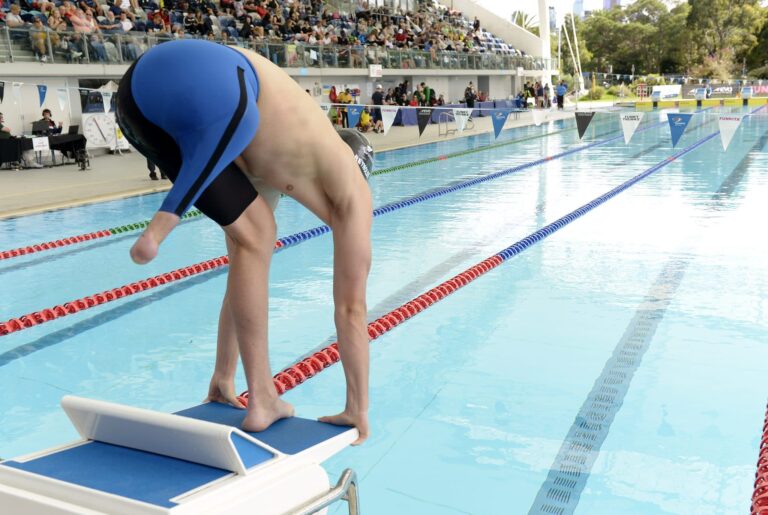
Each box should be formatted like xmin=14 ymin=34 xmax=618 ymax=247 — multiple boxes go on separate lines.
xmin=718 ymin=115 xmax=743 ymax=151
xmin=417 ymin=108 xmax=432 ymax=137
xmin=57 ymin=88 xmax=68 ymax=112
xmin=381 ymin=106 xmax=399 ymax=136
xmin=491 ymin=109 xmax=511 ymax=139
xmin=575 ymin=111 xmax=596 ymax=139
xmin=667 ymin=113 xmax=693 ymax=147
xmin=347 ymin=105 xmax=362 ymax=129
xmin=620 ymin=112 xmax=644 ymax=144
xmin=453 ymin=108 xmax=471 ymax=134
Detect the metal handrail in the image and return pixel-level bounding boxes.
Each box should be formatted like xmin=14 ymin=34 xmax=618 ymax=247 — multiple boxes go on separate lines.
xmin=1 ymin=25 xmax=557 ymax=71
xmin=290 ymin=468 xmax=360 ymax=515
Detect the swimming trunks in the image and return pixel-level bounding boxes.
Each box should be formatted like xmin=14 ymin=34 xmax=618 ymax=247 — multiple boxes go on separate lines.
xmin=116 ymin=40 xmax=261 ymax=226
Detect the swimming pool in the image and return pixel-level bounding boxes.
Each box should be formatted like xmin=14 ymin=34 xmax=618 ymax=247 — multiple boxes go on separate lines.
xmin=1 ymin=107 xmax=766 ymax=514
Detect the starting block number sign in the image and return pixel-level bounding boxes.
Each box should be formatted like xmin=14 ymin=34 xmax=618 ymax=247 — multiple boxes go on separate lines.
xmin=32 ymin=137 xmax=50 ymax=152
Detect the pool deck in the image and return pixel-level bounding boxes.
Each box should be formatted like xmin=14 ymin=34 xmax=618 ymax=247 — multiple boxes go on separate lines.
xmin=0 ymin=109 xmax=574 ymax=220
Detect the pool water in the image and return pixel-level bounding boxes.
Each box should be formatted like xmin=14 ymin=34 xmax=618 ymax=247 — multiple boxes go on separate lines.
xmin=1 ymin=107 xmax=767 ymax=514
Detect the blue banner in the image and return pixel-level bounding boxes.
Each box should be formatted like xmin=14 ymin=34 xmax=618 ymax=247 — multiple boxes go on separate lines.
xmin=347 ymin=105 xmax=362 ymax=129
xmin=37 ymin=84 xmax=47 ymax=107
xmin=491 ymin=109 xmax=510 ymax=139
xmin=667 ymin=113 xmax=693 ymax=147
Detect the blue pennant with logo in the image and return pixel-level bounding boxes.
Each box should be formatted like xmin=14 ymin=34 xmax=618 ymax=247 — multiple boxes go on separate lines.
xmin=37 ymin=84 xmax=47 ymax=107
xmin=491 ymin=109 xmax=510 ymax=139
xmin=347 ymin=105 xmax=362 ymax=129
xmin=667 ymin=113 xmax=693 ymax=147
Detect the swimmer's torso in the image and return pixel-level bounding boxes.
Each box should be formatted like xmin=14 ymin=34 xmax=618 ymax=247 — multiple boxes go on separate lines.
xmin=231 ymin=48 xmax=366 ymax=225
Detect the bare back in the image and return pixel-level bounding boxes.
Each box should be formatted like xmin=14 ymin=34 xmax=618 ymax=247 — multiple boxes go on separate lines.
xmin=231 ymin=48 xmax=367 ymax=226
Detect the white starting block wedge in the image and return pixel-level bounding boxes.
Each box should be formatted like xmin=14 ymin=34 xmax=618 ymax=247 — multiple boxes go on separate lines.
xmin=0 ymin=396 xmax=360 ymax=514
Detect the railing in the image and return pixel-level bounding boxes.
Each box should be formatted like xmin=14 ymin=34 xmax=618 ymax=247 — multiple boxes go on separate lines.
xmin=0 ymin=26 xmax=557 ymax=71
xmin=292 ymin=468 xmax=360 ymax=515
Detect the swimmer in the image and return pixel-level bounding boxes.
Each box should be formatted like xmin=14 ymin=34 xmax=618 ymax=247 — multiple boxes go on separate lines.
xmin=116 ymin=40 xmax=373 ymax=445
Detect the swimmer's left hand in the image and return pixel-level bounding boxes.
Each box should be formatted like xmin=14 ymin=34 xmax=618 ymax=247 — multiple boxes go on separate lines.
xmin=130 ymin=211 xmax=180 ymax=264
xmin=205 ymin=375 xmax=246 ymax=409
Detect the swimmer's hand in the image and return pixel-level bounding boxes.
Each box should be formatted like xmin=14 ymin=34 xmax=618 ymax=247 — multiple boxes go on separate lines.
xmin=130 ymin=211 xmax=180 ymax=264
xmin=204 ymin=374 xmax=246 ymax=409
xmin=319 ymin=410 xmax=369 ymax=445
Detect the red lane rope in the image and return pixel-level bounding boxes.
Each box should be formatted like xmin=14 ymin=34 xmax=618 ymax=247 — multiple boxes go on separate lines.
xmin=752 ymin=402 xmax=768 ymax=515
xmin=0 ymin=230 xmax=113 ymax=260
xmin=236 ymin=255 xmax=504 ymax=403
xmin=0 ymin=255 xmax=228 ymax=336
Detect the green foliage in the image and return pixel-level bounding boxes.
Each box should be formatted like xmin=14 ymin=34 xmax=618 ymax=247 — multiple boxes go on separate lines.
xmin=606 ymin=85 xmax=619 ymax=96
xmin=582 ymin=86 xmax=605 ymax=100
xmin=748 ymin=65 xmax=768 ymax=79
xmin=571 ymin=0 xmax=766 ymax=77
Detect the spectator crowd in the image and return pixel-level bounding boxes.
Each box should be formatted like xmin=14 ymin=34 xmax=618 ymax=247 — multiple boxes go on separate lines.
xmin=0 ymin=0 xmax=536 ymax=65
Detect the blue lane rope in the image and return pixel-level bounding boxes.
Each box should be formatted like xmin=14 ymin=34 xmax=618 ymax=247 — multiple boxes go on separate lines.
xmin=274 ymin=112 xmax=699 ymax=251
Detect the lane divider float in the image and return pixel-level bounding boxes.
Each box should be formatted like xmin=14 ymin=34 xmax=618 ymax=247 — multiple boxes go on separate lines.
xmin=0 ymin=115 xmax=683 ymax=336
xmin=237 ymin=128 xmax=720 ymax=400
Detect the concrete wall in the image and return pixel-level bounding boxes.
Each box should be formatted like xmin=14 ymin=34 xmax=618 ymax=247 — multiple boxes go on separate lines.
xmin=436 ymin=0 xmax=543 ymax=57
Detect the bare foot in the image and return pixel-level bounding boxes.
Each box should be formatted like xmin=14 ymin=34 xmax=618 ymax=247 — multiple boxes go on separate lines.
xmin=241 ymin=397 xmax=294 ymax=432
xmin=319 ymin=410 xmax=369 ymax=445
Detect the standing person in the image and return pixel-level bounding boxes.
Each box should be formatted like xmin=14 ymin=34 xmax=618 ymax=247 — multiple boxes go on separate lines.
xmin=116 ymin=39 xmax=373 ymax=443
xmin=371 ymin=83 xmax=384 ymax=133
xmin=147 ymin=158 xmax=167 ymax=180
xmin=337 ymin=87 xmax=353 ymax=128
xmin=555 ymin=80 xmax=567 ymax=110
xmin=543 ymin=83 xmax=550 ymax=108
xmin=464 ymin=80 xmax=476 ymax=118
xmin=0 ymin=113 xmax=12 ymax=139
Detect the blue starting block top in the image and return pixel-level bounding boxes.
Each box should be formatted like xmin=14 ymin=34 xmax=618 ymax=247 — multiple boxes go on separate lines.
xmin=0 ymin=401 xmax=354 ymax=509
xmin=176 ymin=403 xmax=351 ymax=455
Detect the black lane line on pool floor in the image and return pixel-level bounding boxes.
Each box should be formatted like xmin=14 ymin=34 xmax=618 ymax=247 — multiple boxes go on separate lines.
xmin=528 ymin=120 xmax=768 ymax=515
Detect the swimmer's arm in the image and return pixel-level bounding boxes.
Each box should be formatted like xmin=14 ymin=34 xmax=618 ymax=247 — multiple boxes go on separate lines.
xmin=319 ymin=202 xmax=372 ymax=445
xmin=130 ymin=211 xmax=180 ymax=264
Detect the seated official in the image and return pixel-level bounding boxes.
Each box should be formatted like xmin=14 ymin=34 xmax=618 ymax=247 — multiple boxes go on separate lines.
xmin=0 ymin=113 xmax=12 ymax=140
xmin=34 ymin=109 xmax=63 ymax=135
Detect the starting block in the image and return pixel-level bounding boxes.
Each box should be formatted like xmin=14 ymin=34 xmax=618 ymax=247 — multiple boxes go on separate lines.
xmin=0 ymin=396 xmax=359 ymax=514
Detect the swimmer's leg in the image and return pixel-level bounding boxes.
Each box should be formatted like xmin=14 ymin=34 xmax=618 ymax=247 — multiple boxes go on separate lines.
xmin=318 ymin=185 xmax=373 ymax=445
xmin=221 ymin=195 xmax=294 ymax=431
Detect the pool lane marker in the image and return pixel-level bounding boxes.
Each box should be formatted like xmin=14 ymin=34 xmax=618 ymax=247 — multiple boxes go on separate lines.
xmin=0 ymin=112 xmax=673 ymax=336
xmin=753 ymin=402 xmax=768 ymax=515
xmin=0 ymin=116 xmax=619 ymax=262
xmin=529 ymin=104 xmax=767 ymax=515
xmin=235 ymin=126 xmax=722 ymax=402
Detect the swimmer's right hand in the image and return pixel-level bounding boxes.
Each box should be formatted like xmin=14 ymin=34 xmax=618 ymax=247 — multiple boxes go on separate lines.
xmin=318 ymin=410 xmax=369 ymax=445
xmin=204 ymin=374 xmax=246 ymax=409
xmin=130 ymin=211 xmax=180 ymax=264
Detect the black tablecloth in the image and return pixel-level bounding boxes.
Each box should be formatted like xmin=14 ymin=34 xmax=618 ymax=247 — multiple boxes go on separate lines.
xmin=0 ymin=135 xmax=88 ymax=166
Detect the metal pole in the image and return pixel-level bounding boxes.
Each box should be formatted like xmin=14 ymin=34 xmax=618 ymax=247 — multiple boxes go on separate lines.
xmin=570 ymin=11 xmax=585 ymax=93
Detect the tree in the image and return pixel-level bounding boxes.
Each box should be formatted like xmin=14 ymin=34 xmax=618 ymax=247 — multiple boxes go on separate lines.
xmin=511 ymin=10 xmax=537 ymax=32
xmin=687 ymin=0 xmax=764 ymax=60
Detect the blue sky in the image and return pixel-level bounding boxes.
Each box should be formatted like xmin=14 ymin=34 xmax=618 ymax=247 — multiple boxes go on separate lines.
xmin=476 ymin=0 xmax=605 ymax=24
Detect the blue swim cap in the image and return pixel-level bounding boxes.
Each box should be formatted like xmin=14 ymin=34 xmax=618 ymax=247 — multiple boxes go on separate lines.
xmin=116 ymin=40 xmax=260 ymax=217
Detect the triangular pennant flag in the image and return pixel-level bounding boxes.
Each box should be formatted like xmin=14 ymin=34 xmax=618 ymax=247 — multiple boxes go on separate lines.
xmin=667 ymin=112 xmax=693 ymax=147
xmin=37 ymin=85 xmax=47 ymax=107
xmin=620 ymin=112 xmax=644 ymax=144
xmin=319 ymin=103 xmax=331 ymax=115
xmin=491 ymin=109 xmax=511 ymax=139
xmin=416 ymin=107 xmax=431 ymax=137
xmin=453 ymin=108 xmax=471 ymax=134
xmin=347 ymin=105 xmax=362 ymax=129
xmin=380 ymin=106 xmax=399 ymax=135
xmin=532 ymin=109 xmax=546 ymax=126
xmin=575 ymin=111 xmax=596 ymax=139
xmin=57 ymin=88 xmax=68 ymax=112
xmin=718 ymin=114 xmax=743 ymax=151
xmin=12 ymin=82 xmax=22 ymax=103
xmin=101 ymin=91 xmax=113 ymax=113
xmin=0 ymin=81 xmax=4 ymax=103
xmin=79 ymin=89 xmax=89 ymax=110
